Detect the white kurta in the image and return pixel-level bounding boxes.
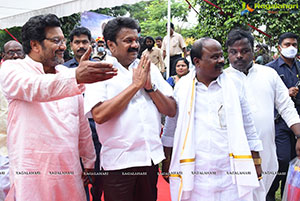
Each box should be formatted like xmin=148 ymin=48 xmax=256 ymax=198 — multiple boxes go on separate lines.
xmin=162 ymin=71 xmax=262 ymax=201
xmin=0 ymin=56 xmax=96 ymax=201
xmin=225 ymin=64 xmax=300 ymax=195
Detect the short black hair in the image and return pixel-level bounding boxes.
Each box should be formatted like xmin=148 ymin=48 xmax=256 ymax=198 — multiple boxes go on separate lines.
xmin=174 ymin=57 xmax=189 ymax=67
xmin=190 ymin=37 xmax=211 ymax=65
xmin=22 ymin=14 xmax=61 ymax=54
xmin=144 ymin=36 xmax=154 ymax=45
xmin=155 ymin=36 xmax=162 ymax=41
xmin=69 ymin=27 xmax=91 ymax=42
xmin=278 ymin=32 xmax=298 ymax=45
xmin=103 ymin=17 xmax=139 ymax=45
xmin=165 ymin=22 xmax=174 ymax=30
xmin=226 ymin=28 xmax=254 ymax=49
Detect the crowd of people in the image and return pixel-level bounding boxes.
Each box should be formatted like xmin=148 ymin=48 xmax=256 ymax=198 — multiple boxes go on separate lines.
xmin=0 ymin=13 xmax=300 ymax=201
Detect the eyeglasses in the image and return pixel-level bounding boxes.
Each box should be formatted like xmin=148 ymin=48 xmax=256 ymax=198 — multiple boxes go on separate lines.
xmin=5 ymin=50 xmax=24 ymax=56
xmin=44 ymin=37 xmax=67 ymax=46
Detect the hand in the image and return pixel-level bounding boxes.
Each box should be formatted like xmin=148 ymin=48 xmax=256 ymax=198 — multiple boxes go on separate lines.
xmin=255 ymin=164 xmax=262 ymax=180
xmin=82 ymin=168 xmax=95 ymax=186
xmin=132 ymin=55 xmax=150 ymax=89
xmin=144 ymin=62 xmax=152 ymax=90
xmin=296 ymin=138 xmax=300 ymax=158
xmin=161 ymin=159 xmax=171 ymax=183
xmin=289 ymin=87 xmax=299 ymax=97
xmin=76 ymin=46 xmax=118 ymax=84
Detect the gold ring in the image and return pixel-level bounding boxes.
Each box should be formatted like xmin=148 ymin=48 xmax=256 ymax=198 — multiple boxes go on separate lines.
xmin=258 ymin=176 xmax=263 ymax=180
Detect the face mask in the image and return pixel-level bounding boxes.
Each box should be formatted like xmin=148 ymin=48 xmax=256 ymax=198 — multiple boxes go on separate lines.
xmin=98 ymin=47 xmax=105 ymax=53
xmin=280 ymin=46 xmax=298 ymax=59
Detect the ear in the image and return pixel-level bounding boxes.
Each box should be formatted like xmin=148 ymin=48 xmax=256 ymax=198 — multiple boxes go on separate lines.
xmin=193 ymin=57 xmax=200 ymax=67
xmin=106 ymin=40 xmax=116 ymax=53
xmin=30 ymin=40 xmax=41 ymax=54
xmin=278 ymin=44 xmax=282 ymax=52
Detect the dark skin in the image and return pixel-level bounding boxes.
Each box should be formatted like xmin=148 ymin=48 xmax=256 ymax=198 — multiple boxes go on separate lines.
xmin=278 ymin=38 xmax=299 ymax=97
xmin=162 ymin=39 xmax=264 ymax=182
xmin=228 ymin=37 xmax=300 ymax=159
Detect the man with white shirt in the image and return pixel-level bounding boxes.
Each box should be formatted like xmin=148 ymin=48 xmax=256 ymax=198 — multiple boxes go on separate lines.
xmin=84 ymin=17 xmax=176 ymax=201
xmin=225 ymin=28 xmax=300 ymax=201
xmin=162 ymin=37 xmax=262 ymax=201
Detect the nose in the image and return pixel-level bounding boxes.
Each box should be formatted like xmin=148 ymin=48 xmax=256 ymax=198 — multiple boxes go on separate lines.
xmin=132 ymin=40 xmax=139 ymax=48
xmin=218 ymin=56 xmax=225 ymax=63
xmin=59 ymin=42 xmax=66 ymax=51
xmin=236 ymin=51 xmax=243 ymax=59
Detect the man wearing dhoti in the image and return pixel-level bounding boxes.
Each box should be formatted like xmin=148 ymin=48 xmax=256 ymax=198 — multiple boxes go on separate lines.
xmin=162 ymin=38 xmax=262 ymax=201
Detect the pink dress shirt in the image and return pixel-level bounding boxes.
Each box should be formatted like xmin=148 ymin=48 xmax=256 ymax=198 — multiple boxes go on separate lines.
xmin=0 ymin=56 xmax=95 ymax=201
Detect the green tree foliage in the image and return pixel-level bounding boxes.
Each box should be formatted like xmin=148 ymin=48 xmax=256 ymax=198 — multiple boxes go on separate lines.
xmin=190 ymin=0 xmax=300 ymax=50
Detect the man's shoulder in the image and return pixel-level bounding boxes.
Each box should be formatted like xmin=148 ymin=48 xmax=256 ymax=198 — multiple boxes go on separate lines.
xmin=63 ymin=58 xmax=77 ymax=68
xmin=265 ymin=58 xmax=278 ymax=68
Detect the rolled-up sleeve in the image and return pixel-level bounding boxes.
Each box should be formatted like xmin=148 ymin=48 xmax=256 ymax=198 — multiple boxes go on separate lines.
xmin=162 ymin=110 xmax=178 ymax=147
xmin=274 ymin=71 xmax=300 ymax=127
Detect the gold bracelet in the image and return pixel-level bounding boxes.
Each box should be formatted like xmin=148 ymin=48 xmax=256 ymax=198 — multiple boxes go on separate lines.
xmin=258 ymin=176 xmax=263 ymax=180
xmin=253 ymin=158 xmax=262 ymax=165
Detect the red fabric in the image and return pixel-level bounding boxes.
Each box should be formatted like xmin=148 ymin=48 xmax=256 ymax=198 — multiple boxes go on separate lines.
xmin=287 ymin=184 xmax=300 ymax=201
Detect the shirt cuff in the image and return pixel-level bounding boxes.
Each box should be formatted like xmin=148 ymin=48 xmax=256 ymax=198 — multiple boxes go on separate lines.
xmin=248 ymin=139 xmax=263 ymax=152
xmin=161 ymin=135 xmax=174 ymax=147
xmin=285 ymin=117 xmax=300 ymax=128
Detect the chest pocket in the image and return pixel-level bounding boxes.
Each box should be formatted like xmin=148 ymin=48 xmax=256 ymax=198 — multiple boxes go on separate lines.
xmin=217 ymin=104 xmax=227 ymax=129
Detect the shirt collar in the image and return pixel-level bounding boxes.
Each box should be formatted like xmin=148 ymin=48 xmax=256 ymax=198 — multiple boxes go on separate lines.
xmin=194 ymin=72 xmax=222 ymax=88
xmin=25 ymin=55 xmax=45 ymax=73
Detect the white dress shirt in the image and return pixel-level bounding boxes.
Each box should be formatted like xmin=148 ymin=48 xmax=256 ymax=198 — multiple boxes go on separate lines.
xmin=226 ymin=64 xmax=300 ymax=193
xmin=84 ymin=56 xmax=173 ymax=170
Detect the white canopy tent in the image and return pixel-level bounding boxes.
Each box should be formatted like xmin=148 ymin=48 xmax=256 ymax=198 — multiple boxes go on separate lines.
xmin=0 ymin=0 xmax=152 ymax=29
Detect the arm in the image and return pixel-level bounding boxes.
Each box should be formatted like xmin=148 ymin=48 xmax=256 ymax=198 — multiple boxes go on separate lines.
xmin=144 ymin=66 xmax=176 ymax=117
xmin=161 ymin=109 xmax=179 ymax=182
xmin=179 ymin=35 xmax=187 ymax=58
xmin=0 ymin=47 xmax=117 ymax=102
xmin=0 ymin=60 xmax=83 ymax=102
xmin=183 ymin=47 xmax=187 ymax=58
xmin=78 ymin=96 xmax=97 ymax=186
xmin=158 ymin=49 xmax=165 ymax=73
xmin=144 ymin=90 xmax=176 ymax=117
xmin=239 ymin=84 xmax=263 ymax=177
xmin=290 ymin=124 xmax=300 ymax=157
xmin=91 ymin=56 xmax=150 ymax=124
xmin=274 ymin=71 xmax=300 ymax=156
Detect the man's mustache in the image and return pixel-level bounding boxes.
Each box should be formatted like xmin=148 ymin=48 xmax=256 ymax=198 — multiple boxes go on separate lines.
xmin=77 ymin=48 xmax=87 ymax=53
xmin=128 ymin=47 xmax=139 ymax=53
xmin=215 ymin=63 xmax=224 ymax=69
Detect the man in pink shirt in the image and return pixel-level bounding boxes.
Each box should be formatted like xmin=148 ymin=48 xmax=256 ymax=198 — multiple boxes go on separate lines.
xmin=0 ymin=14 xmax=117 ymax=201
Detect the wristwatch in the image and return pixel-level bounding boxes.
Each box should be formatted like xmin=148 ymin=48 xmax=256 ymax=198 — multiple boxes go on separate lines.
xmin=144 ymin=83 xmax=158 ymax=93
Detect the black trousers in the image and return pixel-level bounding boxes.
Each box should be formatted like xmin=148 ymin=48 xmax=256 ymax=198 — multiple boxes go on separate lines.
xmin=102 ymin=164 xmax=159 ymax=201
xmin=169 ymin=54 xmax=182 ymax=76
